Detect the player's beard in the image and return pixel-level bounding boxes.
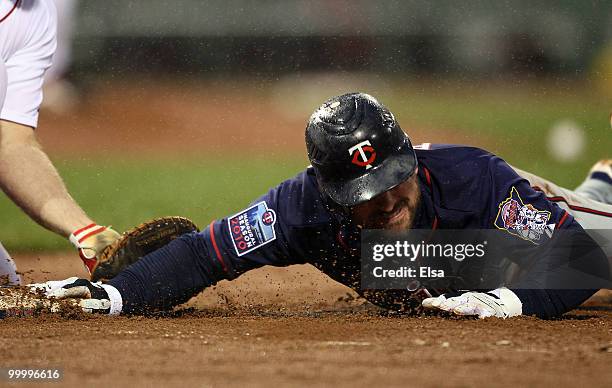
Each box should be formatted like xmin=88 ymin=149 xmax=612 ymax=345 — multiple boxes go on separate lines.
xmin=362 ymin=187 xmax=422 ymax=231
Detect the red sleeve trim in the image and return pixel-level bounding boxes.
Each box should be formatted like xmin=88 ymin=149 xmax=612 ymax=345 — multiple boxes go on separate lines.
xmin=423 ymin=167 xmax=432 ymax=187
xmin=557 ymin=211 xmax=569 ymax=228
xmin=208 ymin=221 xmax=228 ymax=272
xmin=336 ymin=231 xmax=350 ymax=252
xmin=547 ymin=196 xmax=612 ymax=218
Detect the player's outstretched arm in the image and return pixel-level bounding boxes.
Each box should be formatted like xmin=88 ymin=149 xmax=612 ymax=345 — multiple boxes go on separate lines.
xmin=37 ymin=223 xmax=280 ymax=315
xmin=106 ymin=232 xmax=222 ymax=314
xmin=25 ymin=234 xmax=221 ymax=316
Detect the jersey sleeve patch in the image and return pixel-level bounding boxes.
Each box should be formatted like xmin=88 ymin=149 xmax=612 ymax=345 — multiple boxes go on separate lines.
xmin=494 ymin=187 xmax=554 ymax=244
xmin=228 ymin=201 xmax=277 ymax=256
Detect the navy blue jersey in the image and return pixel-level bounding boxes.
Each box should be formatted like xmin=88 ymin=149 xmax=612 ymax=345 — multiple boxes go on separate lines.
xmin=108 ymin=145 xmax=604 ymax=317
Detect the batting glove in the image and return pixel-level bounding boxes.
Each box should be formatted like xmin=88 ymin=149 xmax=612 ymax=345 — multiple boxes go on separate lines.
xmin=29 ymin=277 xmax=122 ymax=315
xmin=421 ymin=287 xmax=522 ymax=319
xmin=70 ymin=224 xmax=121 ymax=275
xmin=29 ymin=276 xmax=80 ymax=295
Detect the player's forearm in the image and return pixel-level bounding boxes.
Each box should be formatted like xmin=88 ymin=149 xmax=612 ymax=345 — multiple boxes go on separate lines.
xmin=107 ymin=232 xmax=228 ymax=314
xmin=511 ymin=289 xmax=597 ymax=319
xmin=0 ymin=120 xmax=92 ymax=237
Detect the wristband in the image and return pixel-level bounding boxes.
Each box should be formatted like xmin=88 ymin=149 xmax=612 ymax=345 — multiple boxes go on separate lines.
xmin=69 ymin=224 xmax=107 ymax=256
xmin=100 ymin=284 xmax=123 ymax=315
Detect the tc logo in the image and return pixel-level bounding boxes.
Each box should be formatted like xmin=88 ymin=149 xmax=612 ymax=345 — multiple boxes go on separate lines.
xmin=262 ymin=210 xmax=276 ymax=226
xmin=349 ymin=140 xmax=376 ymax=169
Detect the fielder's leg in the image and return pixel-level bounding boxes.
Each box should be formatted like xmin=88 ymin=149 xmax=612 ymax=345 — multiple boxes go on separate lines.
xmin=512 ymin=164 xmax=612 ymax=229
xmin=0 ymin=242 xmax=21 ymax=286
xmin=574 ymin=160 xmax=612 ymax=205
xmin=512 ymin=164 xmax=612 ymax=263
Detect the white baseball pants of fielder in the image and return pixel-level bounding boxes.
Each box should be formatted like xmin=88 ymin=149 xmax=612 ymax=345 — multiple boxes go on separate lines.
xmin=0 ymin=242 xmax=21 ymax=286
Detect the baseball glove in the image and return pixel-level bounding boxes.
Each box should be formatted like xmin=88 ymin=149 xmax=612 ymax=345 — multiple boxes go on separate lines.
xmin=91 ymin=216 xmax=199 ymax=282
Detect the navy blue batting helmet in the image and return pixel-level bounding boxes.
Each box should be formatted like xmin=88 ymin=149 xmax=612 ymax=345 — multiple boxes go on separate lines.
xmin=305 ymin=93 xmax=417 ymax=207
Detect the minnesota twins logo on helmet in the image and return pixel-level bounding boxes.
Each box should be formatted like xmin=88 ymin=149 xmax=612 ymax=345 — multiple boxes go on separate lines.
xmin=349 ymin=140 xmax=377 ymax=169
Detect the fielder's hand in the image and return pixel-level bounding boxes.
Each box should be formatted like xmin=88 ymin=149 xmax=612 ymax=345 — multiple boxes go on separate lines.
xmin=29 ymin=277 xmax=122 ymax=315
xmin=69 ymin=224 xmax=121 ymax=275
xmin=421 ymin=287 xmax=522 ymax=319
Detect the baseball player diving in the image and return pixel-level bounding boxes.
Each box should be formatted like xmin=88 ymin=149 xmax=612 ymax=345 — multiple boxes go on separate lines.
xmin=27 ymin=93 xmax=612 ymax=319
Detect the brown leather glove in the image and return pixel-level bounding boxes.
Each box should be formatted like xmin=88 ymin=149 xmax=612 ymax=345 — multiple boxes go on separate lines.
xmin=90 ymin=216 xmax=199 ymax=281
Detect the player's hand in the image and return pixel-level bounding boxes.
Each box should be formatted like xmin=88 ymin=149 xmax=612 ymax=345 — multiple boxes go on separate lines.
xmin=29 ymin=277 xmax=122 ymax=315
xmin=29 ymin=276 xmax=80 ymax=295
xmin=421 ymin=287 xmax=522 ymax=319
xmin=69 ymin=224 xmax=121 ymax=275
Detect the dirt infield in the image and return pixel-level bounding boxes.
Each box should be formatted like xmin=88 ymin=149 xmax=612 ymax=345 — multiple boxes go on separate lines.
xmin=1 ymin=252 xmax=611 ymax=388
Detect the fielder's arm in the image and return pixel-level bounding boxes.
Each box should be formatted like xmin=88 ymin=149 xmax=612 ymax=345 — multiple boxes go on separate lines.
xmin=0 ymin=121 xmax=122 ymax=274
xmin=0 ymin=120 xmax=92 ymax=236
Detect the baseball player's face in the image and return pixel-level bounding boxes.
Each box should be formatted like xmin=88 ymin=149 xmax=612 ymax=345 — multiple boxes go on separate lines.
xmin=351 ymin=171 xmax=421 ymax=231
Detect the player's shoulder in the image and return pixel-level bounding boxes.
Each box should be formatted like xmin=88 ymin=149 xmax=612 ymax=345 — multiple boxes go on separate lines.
xmin=415 ymin=143 xmax=492 ymax=155
xmin=415 ymin=143 xmax=498 ymax=169
xmin=415 ymin=143 xmax=516 ymax=190
xmin=263 ymin=167 xmax=331 ymax=227
xmin=275 ymin=167 xmax=318 ymax=197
